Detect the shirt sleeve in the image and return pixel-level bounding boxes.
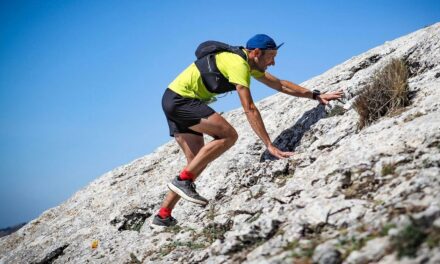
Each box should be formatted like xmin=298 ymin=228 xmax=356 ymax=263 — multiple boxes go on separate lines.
xmin=225 ymin=60 xmax=251 ymax=88
xmin=216 ymin=52 xmax=251 ymax=88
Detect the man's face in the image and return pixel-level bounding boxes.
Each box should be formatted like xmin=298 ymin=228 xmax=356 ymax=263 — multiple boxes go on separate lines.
xmin=254 ymin=49 xmax=277 ymax=72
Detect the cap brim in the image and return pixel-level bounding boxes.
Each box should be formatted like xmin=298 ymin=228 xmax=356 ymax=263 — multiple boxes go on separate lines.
xmin=276 ymin=42 xmax=284 ymax=50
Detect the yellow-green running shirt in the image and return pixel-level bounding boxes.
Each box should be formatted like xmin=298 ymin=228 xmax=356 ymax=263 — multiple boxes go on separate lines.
xmin=168 ymin=49 xmax=264 ymax=101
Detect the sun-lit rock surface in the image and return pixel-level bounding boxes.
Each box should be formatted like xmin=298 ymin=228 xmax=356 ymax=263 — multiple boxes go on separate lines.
xmin=1 ymin=23 xmax=439 ymax=264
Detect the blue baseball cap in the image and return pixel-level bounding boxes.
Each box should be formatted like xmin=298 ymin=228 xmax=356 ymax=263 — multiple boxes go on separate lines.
xmin=246 ymin=34 xmax=284 ymax=50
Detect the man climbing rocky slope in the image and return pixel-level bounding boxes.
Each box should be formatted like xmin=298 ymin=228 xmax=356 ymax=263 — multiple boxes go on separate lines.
xmin=1 ymin=23 xmax=439 ymax=263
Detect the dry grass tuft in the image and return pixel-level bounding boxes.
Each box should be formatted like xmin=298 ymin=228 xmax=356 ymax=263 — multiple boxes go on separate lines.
xmin=354 ymin=59 xmax=410 ymax=129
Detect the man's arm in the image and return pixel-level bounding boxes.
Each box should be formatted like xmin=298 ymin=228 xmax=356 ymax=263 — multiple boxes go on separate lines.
xmin=256 ymin=72 xmax=343 ymax=104
xmin=236 ymin=85 xmax=293 ymax=159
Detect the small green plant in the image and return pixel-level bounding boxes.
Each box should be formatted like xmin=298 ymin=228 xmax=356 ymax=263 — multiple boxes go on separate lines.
xmin=354 ymin=58 xmax=410 ymax=129
xmin=426 ymin=228 xmax=440 ymax=248
xmin=327 ymin=105 xmax=347 ymax=118
xmin=380 ymin=223 xmax=396 ymax=236
xmin=337 ymin=235 xmax=372 ymax=260
xmin=381 ymin=163 xmax=396 ymax=176
xmin=159 ymin=240 xmax=206 ymax=256
xmin=189 ymin=221 xmax=233 ymax=246
xmin=302 ymin=246 xmax=315 ymax=258
xmin=286 ymin=240 xmax=317 ymax=262
xmin=283 ymin=240 xmax=299 ymax=251
xmin=392 ymin=223 xmax=427 ymax=259
xmin=200 ymin=222 xmax=231 ymax=243
xmin=164 ymin=225 xmax=182 ymax=234
xmin=187 ymin=242 xmax=206 ymax=250
xmin=347 ymin=236 xmax=366 ymax=251
xmin=158 ymin=242 xmax=177 ymax=256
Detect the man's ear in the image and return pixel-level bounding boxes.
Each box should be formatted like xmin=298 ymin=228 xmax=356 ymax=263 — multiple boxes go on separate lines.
xmin=249 ymin=48 xmax=262 ymax=59
xmin=253 ymin=48 xmax=262 ymax=58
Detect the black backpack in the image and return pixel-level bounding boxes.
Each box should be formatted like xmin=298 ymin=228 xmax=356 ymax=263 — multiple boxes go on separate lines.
xmin=194 ymin=41 xmax=247 ymax=94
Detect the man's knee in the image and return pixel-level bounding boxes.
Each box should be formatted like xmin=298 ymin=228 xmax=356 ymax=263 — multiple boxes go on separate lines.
xmin=224 ymin=128 xmax=238 ymax=147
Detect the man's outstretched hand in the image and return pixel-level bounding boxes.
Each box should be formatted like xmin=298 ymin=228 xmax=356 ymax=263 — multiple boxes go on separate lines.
xmin=268 ymin=144 xmax=294 ymax=159
xmin=317 ymin=90 xmax=344 ymax=105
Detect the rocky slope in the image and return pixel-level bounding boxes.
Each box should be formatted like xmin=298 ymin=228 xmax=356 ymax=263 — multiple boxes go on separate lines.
xmin=1 ymin=23 xmax=440 ymax=264
xmin=0 ymin=223 xmax=26 ymax=239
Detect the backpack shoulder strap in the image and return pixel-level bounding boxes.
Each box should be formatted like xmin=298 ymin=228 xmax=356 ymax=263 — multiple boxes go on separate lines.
xmin=228 ymin=46 xmax=247 ymax=61
xmin=195 ymin=41 xmax=247 ymax=61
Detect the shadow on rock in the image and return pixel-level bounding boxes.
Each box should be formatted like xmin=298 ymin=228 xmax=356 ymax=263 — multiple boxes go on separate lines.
xmin=261 ymin=104 xmax=326 ymax=161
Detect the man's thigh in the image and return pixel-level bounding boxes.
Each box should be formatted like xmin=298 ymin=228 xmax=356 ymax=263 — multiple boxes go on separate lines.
xmin=189 ymin=113 xmax=237 ymax=139
xmin=175 ymin=133 xmax=204 ymax=161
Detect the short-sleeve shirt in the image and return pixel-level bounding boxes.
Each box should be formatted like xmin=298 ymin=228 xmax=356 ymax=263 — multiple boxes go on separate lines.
xmin=168 ymin=49 xmax=264 ymax=101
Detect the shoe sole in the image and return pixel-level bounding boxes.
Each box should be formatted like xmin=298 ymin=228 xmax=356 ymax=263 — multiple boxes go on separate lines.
xmin=150 ymin=222 xmax=173 ymax=228
xmin=167 ymin=182 xmax=208 ymax=205
xmin=150 ymin=219 xmax=178 ymax=228
xmin=150 ymin=222 xmax=166 ymax=228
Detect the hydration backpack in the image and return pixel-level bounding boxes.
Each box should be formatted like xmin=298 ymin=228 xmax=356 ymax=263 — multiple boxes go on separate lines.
xmin=194 ymin=41 xmax=247 ymax=94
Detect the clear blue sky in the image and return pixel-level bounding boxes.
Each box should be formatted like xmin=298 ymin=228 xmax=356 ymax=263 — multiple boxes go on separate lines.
xmin=0 ymin=0 xmax=438 ymax=228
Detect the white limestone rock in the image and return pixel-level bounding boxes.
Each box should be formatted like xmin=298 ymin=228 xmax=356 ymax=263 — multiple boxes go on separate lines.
xmin=1 ymin=23 xmax=440 ymax=264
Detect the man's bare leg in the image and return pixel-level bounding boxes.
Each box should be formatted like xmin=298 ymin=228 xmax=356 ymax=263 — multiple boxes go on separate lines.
xmin=161 ymin=113 xmax=237 ymax=209
xmin=184 ymin=113 xmax=238 ymax=179
xmin=161 ymin=133 xmax=205 ymax=209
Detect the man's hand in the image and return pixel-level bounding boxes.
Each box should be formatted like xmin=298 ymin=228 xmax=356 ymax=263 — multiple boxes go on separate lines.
xmin=268 ymin=144 xmax=294 ymax=159
xmin=317 ymin=90 xmax=344 ymax=105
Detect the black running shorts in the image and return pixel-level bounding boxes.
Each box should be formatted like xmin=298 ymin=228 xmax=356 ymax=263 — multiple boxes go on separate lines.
xmin=162 ymin=88 xmax=216 ymax=137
